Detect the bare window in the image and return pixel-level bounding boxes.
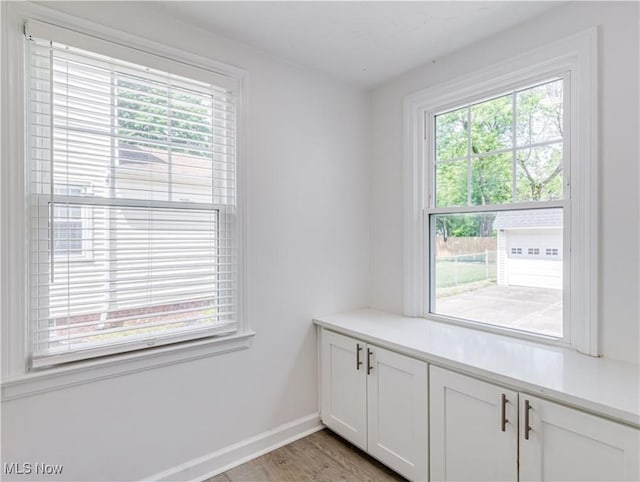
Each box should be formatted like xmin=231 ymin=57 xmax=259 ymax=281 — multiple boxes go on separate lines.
xmin=431 ymin=78 xmax=566 ymax=338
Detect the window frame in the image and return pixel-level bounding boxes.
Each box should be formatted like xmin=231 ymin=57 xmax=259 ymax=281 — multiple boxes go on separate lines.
xmin=425 ymin=76 xmax=570 ymax=343
xmin=1 ymin=3 xmax=252 ymax=397
xmin=27 ymin=31 xmax=241 ymax=368
xmin=403 ymin=29 xmax=598 ymax=355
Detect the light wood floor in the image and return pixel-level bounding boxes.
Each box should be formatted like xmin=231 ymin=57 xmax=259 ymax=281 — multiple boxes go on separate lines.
xmin=205 ymin=429 xmax=406 ymax=482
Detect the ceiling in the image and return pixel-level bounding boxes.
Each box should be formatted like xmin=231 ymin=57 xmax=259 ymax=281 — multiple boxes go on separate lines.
xmin=157 ymin=2 xmax=564 ymax=88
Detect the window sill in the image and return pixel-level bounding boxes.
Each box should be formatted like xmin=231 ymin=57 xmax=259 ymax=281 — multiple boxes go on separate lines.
xmin=1 ymin=330 xmax=255 ymax=401
xmin=422 ymin=312 xmax=570 ymax=350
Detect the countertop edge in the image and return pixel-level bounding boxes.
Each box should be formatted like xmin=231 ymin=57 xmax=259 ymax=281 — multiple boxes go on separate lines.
xmin=313 ymin=314 xmax=640 ymax=428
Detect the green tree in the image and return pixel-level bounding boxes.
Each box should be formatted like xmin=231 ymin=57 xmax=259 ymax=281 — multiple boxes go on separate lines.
xmin=434 ymin=80 xmax=563 ymax=238
xmin=516 ymin=81 xmax=564 ymax=201
xmin=116 ymin=75 xmax=214 ymax=156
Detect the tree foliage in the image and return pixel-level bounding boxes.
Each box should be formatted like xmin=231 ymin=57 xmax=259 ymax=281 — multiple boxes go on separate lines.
xmin=116 ymin=75 xmax=213 ymax=157
xmin=435 ymin=80 xmax=563 ymax=238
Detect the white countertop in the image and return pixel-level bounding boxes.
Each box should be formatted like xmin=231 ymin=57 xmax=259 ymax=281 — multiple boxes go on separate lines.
xmin=313 ymin=309 xmax=640 ymax=427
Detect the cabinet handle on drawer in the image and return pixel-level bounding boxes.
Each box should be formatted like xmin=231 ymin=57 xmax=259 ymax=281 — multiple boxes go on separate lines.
xmin=367 ymin=348 xmax=373 ymax=375
xmin=356 ymin=344 xmax=363 ymax=370
xmin=501 ymin=393 xmax=509 ymax=432
xmin=524 ymin=399 xmax=532 ymax=440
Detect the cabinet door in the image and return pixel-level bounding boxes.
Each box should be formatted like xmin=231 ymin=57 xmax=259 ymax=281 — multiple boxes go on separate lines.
xmin=430 ymin=366 xmax=518 ymax=482
xmin=320 ymin=330 xmax=367 ymax=450
xmin=519 ymin=395 xmax=640 ymax=481
xmin=367 ymin=345 xmax=429 ymax=481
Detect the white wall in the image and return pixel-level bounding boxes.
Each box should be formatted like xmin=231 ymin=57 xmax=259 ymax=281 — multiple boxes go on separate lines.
xmin=370 ymin=2 xmax=639 ymax=364
xmin=1 ymin=2 xmax=370 ymax=480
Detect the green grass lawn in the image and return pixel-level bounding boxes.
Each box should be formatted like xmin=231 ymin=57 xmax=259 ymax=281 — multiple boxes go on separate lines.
xmin=435 ymin=260 xmax=496 ymax=288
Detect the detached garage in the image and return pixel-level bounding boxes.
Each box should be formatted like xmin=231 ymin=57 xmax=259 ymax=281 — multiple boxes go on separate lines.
xmin=495 ymin=209 xmax=563 ymax=290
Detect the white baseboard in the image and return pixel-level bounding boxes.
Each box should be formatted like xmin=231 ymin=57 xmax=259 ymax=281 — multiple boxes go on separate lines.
xmin=147 ymin=413 xmax=324 ymax=482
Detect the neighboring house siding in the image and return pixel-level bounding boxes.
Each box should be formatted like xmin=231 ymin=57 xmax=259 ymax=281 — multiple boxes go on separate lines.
xmin=49 ymin=146 xmax=223 ymax=332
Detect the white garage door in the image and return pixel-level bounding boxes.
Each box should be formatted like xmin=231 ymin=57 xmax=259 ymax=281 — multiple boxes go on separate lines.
xmin=506 ymin=230 xmax=562 ymax=289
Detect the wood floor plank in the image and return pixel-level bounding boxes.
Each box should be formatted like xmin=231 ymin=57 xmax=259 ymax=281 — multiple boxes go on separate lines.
xmin=204 ymin=429 xmax=406 ymax=482
xmin=307 ymin=430 xmax=404 ymax=481
xmin=282 ymin=433 xmax=365 ymax=481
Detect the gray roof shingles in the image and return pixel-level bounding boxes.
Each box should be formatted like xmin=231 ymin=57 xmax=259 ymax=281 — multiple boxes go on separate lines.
xmin=494 ymin=208 xmax=562 ymax=229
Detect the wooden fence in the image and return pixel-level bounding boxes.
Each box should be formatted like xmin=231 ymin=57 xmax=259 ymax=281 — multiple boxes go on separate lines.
xmin=435 ymin=236 xmax=496 ymax=258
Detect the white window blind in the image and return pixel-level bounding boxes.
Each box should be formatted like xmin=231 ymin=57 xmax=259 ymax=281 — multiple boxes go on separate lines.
xmin=27 ymin=27 xmax=239 ymax=368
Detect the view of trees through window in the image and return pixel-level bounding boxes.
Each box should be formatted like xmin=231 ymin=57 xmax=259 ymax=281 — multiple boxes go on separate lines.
xmin=116 ymin=76 xmax=215 ymax=158
xmin=431 ymin=79 xmax=565 ymax=337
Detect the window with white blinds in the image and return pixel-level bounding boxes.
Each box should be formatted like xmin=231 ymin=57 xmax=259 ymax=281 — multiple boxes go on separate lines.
xmin=27 ymin=24 xmax=240 ymax=368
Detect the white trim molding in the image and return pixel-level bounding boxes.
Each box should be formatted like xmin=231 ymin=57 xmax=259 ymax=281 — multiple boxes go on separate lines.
xmin=147 ymin=413 xmax=323 ymax=482
xmin=403 ymin=28 xmax=598 ymax=356
xmin=1 ymin=2 xmax=251 ymax=383
xmin=1 ymin=331 xmax=255 ymax=401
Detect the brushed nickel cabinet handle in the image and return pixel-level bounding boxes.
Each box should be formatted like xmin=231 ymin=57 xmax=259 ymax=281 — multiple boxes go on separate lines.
xmin=356 ymin=343 xmax=363 ymax=370
xmin=367 ymin=348 xmax=373 ymax=375
xmin=501 ymin=393 xmax=509 ymax=432
xmin=524 ymin=399 xmax=532 ymax=440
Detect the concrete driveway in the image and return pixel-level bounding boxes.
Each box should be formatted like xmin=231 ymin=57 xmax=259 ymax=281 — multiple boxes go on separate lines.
xmin=435 ymin=284 xmax=562 ymax=337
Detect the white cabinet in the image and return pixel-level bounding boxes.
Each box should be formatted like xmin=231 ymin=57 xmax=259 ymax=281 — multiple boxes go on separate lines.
xmin=519 ymin=394 xmax=640 ymax=482
xmin=430 ymin=366 xmax=640 ymax=482
xmin=367 ymin=344 xmax=429 ymax=480
xmin=320 ymin=329 xmax=429 ymax=481
xmin=320 ymin=329 xmax=368 ymax=450
xmin=430 ymin=366 xmax=518 ymax=482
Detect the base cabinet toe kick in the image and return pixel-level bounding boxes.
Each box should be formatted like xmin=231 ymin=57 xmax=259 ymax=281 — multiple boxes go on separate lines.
xmin=318 ymin=327 xmax=640 ymax=482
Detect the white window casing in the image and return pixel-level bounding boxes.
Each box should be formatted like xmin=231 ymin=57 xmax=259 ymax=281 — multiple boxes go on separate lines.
xmin=403 ymin=29 xmax=598 ymax=356
xmin=1 ymin=4 xmax=250 ymax=395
